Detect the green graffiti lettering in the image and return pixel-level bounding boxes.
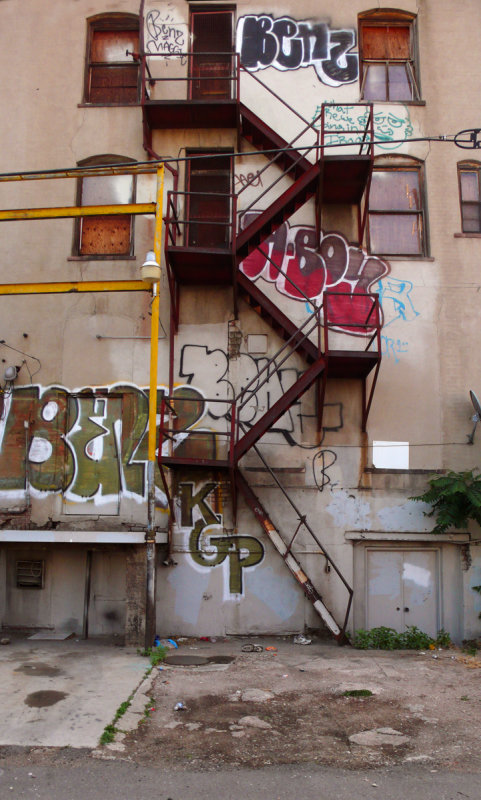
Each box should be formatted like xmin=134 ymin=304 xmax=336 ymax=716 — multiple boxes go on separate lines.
xmin=212 ymin=535 xmax=264 ymax=594
xmin=180 ymin=481 xmax=218 ymax=527
xmin=28 ymin=388 xmax=72 ymax=492
xmin=189 ymin=519 xmax=226 ymax=567
xmin=114 ymin=385 xmax=148 ymax=497
xmin=65 ymin=395 xmax=121 ymax=499
xmin=189 ymin=517 xmax=264 ymax=595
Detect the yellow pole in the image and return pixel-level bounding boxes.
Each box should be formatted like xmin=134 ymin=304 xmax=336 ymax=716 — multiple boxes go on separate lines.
xmin=145 ymin=164 xmax=164 ymax=649
xmin=147 ymin=164 xmax=164 ymax=463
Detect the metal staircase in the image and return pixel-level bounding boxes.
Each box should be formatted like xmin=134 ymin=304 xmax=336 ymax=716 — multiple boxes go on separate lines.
xmin=144 ymin=51 xmax=381 ymax=641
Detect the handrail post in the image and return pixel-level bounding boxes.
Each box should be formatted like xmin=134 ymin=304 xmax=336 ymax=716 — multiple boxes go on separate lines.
xmin=323 ymin=293 xmax=329 ymax=357
xmin=230 ymin=400 xmax=236 ymax=467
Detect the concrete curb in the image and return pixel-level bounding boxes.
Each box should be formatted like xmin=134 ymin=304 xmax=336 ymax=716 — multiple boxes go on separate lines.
xmin=92 ymin=668 xmax=156 ymax=756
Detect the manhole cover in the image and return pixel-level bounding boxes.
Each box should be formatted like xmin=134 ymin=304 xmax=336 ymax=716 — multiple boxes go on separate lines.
xmin=164 ymin=654 xmax=235 ymax=666
xmin=164 ymin=655 xmax=210 ymax=666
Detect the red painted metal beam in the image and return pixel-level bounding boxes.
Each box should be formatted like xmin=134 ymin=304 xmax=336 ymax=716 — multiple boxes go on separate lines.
xmin=237 ymin=271 xmax=319 ymax=363
xmin=236 ymin=162 xmax=321 ymax=261
xmin=235 ymin=357 xmax=327 ymax=461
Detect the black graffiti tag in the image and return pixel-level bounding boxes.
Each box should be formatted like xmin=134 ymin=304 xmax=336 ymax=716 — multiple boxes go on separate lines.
xmin=313 ymin=449 xmax=337 ymax=491
xmin=237 ymin=15 xmax=358 ymax=86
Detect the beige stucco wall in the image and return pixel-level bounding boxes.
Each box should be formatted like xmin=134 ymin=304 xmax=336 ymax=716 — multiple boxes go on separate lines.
xmin=0 ymin=0 xmax=480 ymax=642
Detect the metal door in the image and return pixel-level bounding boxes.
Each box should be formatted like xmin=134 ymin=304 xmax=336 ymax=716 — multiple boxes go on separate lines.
xmin=186 ymin=153 xmax=232 ymax=248
xmin=190 ymin=10 xmax=233 ymax=99
xmin=366 ymin=549 xmax=438 ymax=636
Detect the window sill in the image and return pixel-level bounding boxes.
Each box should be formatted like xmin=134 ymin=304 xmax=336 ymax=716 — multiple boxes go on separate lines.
xmin=370 ymin=255 xmax=435 ymax=261
xmin=78 ymin=102 xmax=141 ymax=108
xmin=359 ymin=99 xmax=426 ymax=106
xmin=67 ymin=255 xmax=137 ymax=262
xmin=454 ymin=232 xmax=481 ymax=238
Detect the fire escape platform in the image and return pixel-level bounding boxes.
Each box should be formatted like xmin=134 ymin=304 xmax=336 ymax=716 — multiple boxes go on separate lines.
xmin=159 ymin=456 xmax=231 ymax=469
xmin=327 ymin=350 xmax=379 ymax=380
xmin=143 ymin=100 xmax=238 ymax=130
xmin=320 ymin=155 xmax=372 ymax=205
xmin=166 ymin=247 xmax=234 ymax=284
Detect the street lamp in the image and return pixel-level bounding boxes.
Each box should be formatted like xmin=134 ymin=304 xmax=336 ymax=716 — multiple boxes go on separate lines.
xmin=141 ymin=250 xmax=161 ymax=284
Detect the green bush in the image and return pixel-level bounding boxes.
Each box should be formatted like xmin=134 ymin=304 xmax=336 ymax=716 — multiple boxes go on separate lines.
xmin=352 ymin=625 xmax=451 ymax=650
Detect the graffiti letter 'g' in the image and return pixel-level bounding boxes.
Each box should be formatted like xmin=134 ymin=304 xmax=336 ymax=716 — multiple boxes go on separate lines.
xmin=189 ymin=520 xmax=264 ymax=594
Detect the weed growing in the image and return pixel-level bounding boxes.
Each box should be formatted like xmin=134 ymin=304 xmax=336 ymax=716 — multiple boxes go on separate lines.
xmin=342 ymin=689 xmax=373 ymax=697
xmin=99 ymin=724 xmax=116 ymax=746
xmin=352 ymin=625 xmax=451 ymax=650
xmin=137 ymin=645 xmax=168 ymax=667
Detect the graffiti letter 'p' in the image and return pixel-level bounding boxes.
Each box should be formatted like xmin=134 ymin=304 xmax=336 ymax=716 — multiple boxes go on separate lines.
xmin=189 ymin=520 xmax=264 ymax=595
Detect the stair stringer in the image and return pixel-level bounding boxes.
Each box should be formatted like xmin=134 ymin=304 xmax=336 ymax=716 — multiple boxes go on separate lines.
xmin=234 ymin=468 xmax=344 ymax=641
xmin=235 ymin=355 xmax=327 ymax=461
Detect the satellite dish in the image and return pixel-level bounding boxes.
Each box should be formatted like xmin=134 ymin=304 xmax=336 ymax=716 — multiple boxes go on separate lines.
xmin=467 ymin=390 xmax=481 ymax=444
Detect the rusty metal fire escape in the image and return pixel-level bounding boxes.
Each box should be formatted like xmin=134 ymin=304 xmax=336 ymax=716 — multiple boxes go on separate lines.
xmin=142 ymin=49 xmax=382 ymax=642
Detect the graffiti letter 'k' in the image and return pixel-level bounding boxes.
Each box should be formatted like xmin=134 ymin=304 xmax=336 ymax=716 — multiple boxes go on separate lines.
xmin=180 ymin=482 xmax=219 ymax=527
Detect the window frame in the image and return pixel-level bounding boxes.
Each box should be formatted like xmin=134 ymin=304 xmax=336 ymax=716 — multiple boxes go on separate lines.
xmin=458 ymin=161 xmax=481 ymax=234
xmin=367 ymin=157 xmax=427 ymax=258
xmin=83 ymin=13 xmax=140 ymax=105
xmin=73 ymin=155 xmax=137 ymax=260
xmin=358 ymin=9 xmax=421 ymax=103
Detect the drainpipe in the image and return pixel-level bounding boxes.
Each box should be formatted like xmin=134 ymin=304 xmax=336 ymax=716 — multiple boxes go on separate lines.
xmin=145 ymin=165 xmax=164 ymax=649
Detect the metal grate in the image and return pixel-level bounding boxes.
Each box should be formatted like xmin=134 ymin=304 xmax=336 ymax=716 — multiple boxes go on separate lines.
xmin=16 ymin=560 xmax=44 ymax=589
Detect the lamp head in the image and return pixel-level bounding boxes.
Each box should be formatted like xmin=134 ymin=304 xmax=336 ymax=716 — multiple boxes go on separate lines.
xmin=141 ymin=251 xmax=161 ymax=284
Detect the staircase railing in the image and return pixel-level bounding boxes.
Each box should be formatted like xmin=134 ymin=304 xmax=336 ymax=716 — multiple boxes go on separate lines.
xmin=235 ymin=309 xmax=323 ymax=430
xmin=239 ymin=436 xmax=353 ymax=639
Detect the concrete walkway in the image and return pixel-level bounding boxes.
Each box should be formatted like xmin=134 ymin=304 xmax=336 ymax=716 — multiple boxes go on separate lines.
xmin=0 ymin=636 xmax=150 ymax=748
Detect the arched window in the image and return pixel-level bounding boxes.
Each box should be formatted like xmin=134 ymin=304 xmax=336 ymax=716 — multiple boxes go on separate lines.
xmin=84 ymin=13 xmax=140 ymax=104
xmin=458 ymin=161 xmax=481 ymax=233
xmin=368 ymin=156 xmax=427 ymax=256
xmin=74 ymin=155 xmax=136 ymax=258
xmin=359 ymin=10 xmax=420 ymax=102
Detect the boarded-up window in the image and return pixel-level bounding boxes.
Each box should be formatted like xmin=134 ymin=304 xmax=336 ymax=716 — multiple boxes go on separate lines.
xmin=85 ymin=14 xmax=139 ymax=104
xmin=359 ymin=12 xmax=419 ymax=102
xmin=458 ymin=164 xmax=481 ymax=233
xmin=368 ymin=163 xmax=425 ymax=256
xmin=75 ymin=156 xmax=135 ymax=257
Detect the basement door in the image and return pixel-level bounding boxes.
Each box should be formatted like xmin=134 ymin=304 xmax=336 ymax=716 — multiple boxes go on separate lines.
xmin=366 ymin=549 xmax=439 ymax=637
xmin=190 ymin=9 xmax=233 ymax=99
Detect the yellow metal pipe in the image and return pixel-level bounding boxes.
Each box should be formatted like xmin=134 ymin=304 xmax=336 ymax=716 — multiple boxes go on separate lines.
xmin=147 ymin=164 xmax=164 ymax=463
xmin=0 ymin=280 xmax=151 ymax=296
xmin=0 ymin=203 xmax=156 ymax=222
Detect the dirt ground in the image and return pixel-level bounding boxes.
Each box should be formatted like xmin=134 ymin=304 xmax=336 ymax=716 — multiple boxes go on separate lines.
xmin=120 ymin=637 xmax=481 ymax=772
xmin=0 ymin=635 xmax=480 ymax=775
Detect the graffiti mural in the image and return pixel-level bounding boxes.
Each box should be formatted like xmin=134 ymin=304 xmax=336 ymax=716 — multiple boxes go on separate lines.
xmin=0 ymin=383 xmax=213 ymax=510
xmin=312 ymin=104 xmax=414 ymax=151
xmin=236 ymin=15 xmax=358 ymax=86
xmin=145 ymin=9 xmax=187 ymax=62
xmin=180 ymin=343 xmax=344 ymax=447
xmin=239 ymin=215 xmax=389 ymax=334
xmin=180 ymin=480 xmax=264 ymax=597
